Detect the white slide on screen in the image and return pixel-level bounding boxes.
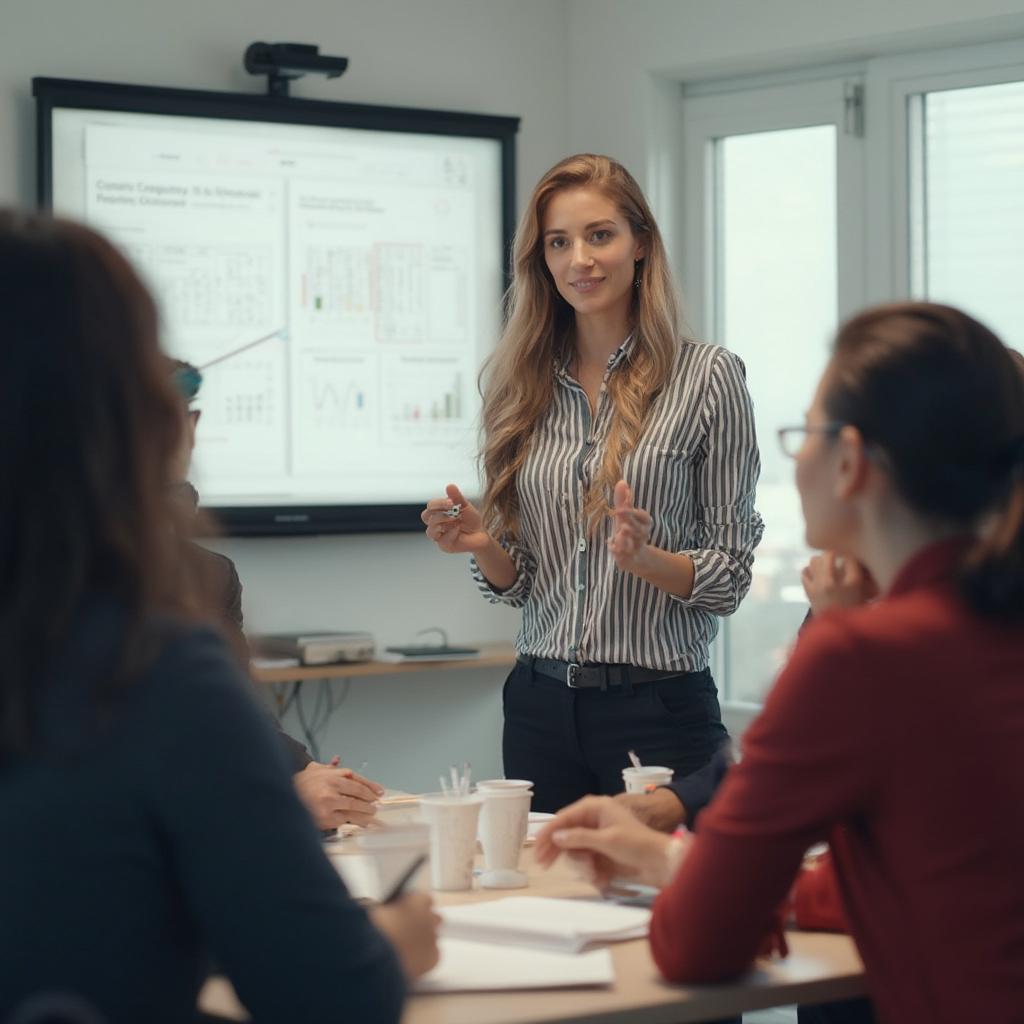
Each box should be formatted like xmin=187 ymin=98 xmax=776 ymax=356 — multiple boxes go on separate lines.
xmin=50 ymin=110 xmax=504 ymax=509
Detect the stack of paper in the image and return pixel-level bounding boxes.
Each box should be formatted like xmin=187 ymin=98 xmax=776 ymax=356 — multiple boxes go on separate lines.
xmin=439 ymin=896 xmax=651 ymax=954
xmin=416 ymin=939 xmax=614 ymax=993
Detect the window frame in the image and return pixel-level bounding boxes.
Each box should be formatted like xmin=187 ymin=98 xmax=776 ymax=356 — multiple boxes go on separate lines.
xmin=677 ymin=37 xmax=1024 ymax=719
xmin=681 ymin=76 xmax=866 ymax=719
xmin=864 ymin=39 xmax=1024 ymax=304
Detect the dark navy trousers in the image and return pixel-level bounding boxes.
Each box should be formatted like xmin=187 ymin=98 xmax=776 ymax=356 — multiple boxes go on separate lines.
xmin=501 ymin=660 xmax=729 ymax=814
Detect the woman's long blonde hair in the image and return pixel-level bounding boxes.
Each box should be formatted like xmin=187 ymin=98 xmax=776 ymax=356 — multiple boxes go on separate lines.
xmin=479 ymin=154 xmax=680 ymax=539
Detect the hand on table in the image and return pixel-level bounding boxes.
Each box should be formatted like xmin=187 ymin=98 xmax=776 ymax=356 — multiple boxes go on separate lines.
xmin=534 ymin=795 xmax=681 ymax=890
xmin=371 ymin=892 xmax=442 ymax=979
xmin=293 ymin=761 xmax=384 ymax=830
xmin=421 ymin=484 xmax=491 ymax=554
xmin=801 ymin=552 xmax=878 ymax=615
xmin=613 ymin=787 xmax=687 ymax=833
xmin=607 ymin=481 xmax=653 ymax=573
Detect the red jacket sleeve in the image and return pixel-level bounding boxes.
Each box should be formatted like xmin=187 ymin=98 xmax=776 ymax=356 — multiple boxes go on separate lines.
xmin=649 ymin=613 xmax=886 ymax=982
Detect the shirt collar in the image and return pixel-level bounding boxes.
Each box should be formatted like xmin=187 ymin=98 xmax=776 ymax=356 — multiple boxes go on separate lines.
xmin=606 ymin=332 xmax=637 ymax=371
xmin=554 ymin=332 xmax=636 ymax=382
xmin=887 ymin=536 xmax=973 ymax=598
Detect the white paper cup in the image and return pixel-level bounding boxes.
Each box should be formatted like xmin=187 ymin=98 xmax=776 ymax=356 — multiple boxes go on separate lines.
xmin=418 ymin=793 xmax=484 ymax=891
xmin=478 ymin=788 xmax=532 ymax=889
xmin=355 ymin=823 xmax=430 ymax=900
xmin=476 ymin=779 xmax=534 ymax=792
xmin=621 ymin=765 xmax=674 ymax=794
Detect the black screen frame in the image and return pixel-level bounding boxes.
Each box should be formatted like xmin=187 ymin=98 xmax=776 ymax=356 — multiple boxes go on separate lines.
xmin=34 ymin=76 xmax=518 ymax=536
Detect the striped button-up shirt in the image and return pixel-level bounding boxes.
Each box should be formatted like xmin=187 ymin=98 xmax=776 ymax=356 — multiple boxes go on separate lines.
xmin=471 ymin=335 xmax=763 ymax=672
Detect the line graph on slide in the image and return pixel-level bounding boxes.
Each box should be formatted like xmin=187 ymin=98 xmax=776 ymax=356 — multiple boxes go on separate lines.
xmin=297 ymin=352 xmax=374 ymax=437
xmin=311 ymin=379 xmax=368 ymax=429
xmin=292 ymin=351 xmax=375 ymax=475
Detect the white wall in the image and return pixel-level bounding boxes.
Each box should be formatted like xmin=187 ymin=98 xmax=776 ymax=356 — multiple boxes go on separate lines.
xmin=563 ymin=0 xmax=1024 ymax=264
xmin=0 ymin=0 xmax=569 ymax=791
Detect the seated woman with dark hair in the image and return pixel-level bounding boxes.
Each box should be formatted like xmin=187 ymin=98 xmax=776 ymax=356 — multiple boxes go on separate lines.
xmin=537 ymin=302 xmax=1024 ymax=1024
xmin=0 ymin=212 xmax=437 ymax=1024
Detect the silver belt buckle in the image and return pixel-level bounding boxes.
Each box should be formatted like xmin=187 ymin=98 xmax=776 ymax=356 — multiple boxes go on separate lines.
xmin=566 ymin=663 xmax=582 ymax=688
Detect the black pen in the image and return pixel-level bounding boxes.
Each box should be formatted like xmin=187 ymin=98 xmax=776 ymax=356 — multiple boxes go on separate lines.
xmin=381 ymin=853 xmax=428 ymax=904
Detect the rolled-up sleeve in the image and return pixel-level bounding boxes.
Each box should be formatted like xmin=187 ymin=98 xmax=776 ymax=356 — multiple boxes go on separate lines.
xmin=674 ymin=348 xmax=763 ymax=615
xmin=469 ymin=537 xmax=536 ymax=608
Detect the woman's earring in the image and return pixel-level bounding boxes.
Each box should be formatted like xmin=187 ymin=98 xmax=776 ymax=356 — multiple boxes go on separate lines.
xmin=633 ymin=259 xmax=643 ymax=289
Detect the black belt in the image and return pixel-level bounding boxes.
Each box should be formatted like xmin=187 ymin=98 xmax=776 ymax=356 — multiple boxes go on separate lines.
xmin=517 ymin=655 xmax=686 ymax=690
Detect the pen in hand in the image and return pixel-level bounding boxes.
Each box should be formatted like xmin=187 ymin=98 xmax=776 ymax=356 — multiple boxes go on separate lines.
xmin=381 ymin=853 xmax=428 ymax=904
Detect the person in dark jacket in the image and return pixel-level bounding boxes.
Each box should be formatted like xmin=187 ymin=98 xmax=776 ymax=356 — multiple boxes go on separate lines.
xmin=0 ymin=211 xmax=438 ymax=1024
xmin=171 ymin=360 xmax=385 ymax=830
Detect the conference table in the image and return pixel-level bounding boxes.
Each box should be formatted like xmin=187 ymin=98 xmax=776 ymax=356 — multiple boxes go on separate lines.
xmin=199 ymin=844 xmax=867 ymax=1023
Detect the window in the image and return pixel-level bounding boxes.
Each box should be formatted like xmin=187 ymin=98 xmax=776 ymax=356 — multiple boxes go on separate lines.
xmin=682 ymin=77 xmax=864 ymax=708
xmin=680 ymin=40 xmax=1024 ymax=713
xmin=910 ymin=79 xmax=1024 ymax=347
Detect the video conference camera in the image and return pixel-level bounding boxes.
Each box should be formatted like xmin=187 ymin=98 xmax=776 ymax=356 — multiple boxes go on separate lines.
xmin=244 ymin=42 xmax=349 ymax=97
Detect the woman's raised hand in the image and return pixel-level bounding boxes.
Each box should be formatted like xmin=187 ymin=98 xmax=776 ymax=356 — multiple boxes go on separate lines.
xmin=607 ymin=480 xmax=653 ymax=572
xmin=801 ymin=551 xmax=879 ymax=615
xmin=421 ymin=483 xmax=492 ymax=554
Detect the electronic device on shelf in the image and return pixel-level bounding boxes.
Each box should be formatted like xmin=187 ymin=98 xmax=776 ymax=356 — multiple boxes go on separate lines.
xmin=254 ymin=631 xmax=376 ymax=666
xmin=380 ymin=644 xmax=481 ymax=662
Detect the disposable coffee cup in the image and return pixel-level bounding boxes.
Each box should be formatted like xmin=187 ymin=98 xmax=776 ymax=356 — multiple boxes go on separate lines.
xmin=478 ymin=787 xmax=532 ymax=889
xmin=476 ymin=779 xmax=534 ymax=792
xmin=621 ymin=765 xmax=674 ymax=794
xmin=356 ymin=823 xmax=430 ymax=901
xmin=418 ymin=792 xmax=484 ymax=892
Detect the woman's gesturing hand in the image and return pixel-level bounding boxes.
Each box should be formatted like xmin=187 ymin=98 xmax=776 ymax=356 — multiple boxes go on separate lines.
xmin=533 ymin=795 xmax=680 ymax=891
xmin=421 ymin=483 xmax=492 ymax=554
xmin=607 ymin=481 xmax=653 ymax=572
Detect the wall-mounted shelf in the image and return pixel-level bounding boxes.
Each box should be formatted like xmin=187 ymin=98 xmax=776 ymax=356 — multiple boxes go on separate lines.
xmin=251 ymin=644 xmax=516 ymax=685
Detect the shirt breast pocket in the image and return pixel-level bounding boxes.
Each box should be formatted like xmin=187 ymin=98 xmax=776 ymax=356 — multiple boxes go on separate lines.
xmin=623 ymin=443 xmax=693 ymax=543
xmin=623 ymin=442 xmax=689 ymax=481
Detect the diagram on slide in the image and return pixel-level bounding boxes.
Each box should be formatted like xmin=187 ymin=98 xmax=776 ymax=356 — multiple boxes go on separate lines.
xmin=56 ymin=112 xmax=502 ymax=505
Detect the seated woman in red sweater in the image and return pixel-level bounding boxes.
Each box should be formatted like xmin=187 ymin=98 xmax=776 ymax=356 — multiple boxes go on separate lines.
xmin=536 ymin=301 xmax=1024 ymax=1024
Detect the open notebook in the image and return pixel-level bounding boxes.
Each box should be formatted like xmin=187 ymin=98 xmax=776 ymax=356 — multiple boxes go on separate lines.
xmin=417 ymin=939 xmax=614 ymax=993
xmin=439 ymin=896 xmax=651 ymax=954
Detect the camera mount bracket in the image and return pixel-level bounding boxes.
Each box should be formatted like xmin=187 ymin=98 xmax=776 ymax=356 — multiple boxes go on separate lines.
xmin=243 ymin=42 xmax=349 ymax=97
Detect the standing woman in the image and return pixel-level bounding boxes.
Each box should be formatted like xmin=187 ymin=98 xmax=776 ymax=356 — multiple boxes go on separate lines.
xmin=423 ymin=154 xmax=763 ymax=812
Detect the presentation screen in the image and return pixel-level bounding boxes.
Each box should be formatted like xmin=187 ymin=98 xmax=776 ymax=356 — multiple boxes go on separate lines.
xmin=35 ymin=78 xmax=516 ymax=534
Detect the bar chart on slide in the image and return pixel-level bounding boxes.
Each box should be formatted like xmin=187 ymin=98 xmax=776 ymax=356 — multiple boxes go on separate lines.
xmin=392 ymin=381 xmax=462 ymax=423
xmin=384 ymin=357 xmax=467 ymax=439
